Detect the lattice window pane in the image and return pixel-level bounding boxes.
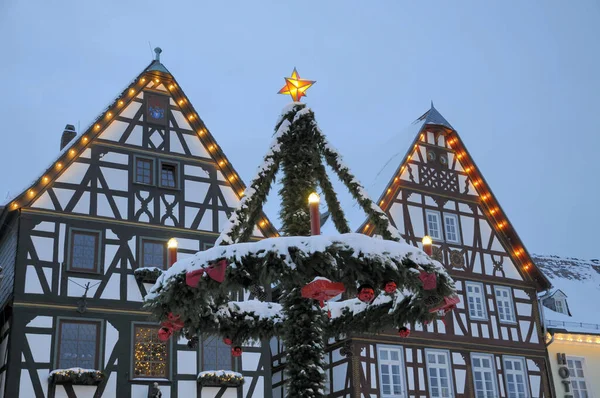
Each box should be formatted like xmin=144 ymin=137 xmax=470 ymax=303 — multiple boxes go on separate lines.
xmin=495 ymin=287 xmax=515 ymax=323
xmin=136 ymin=159 xmax=153 ymax=184
xmin=202 ymin=335 xmax=232 ymax=371
xmin=444 ymin=214 xmax=460 ymax=243
xmin=467 ymin=283 xmax=487 ymax=320
xmin=143 ymin=241 xmax=166 ymax=269
xmin=426 ymin=351 xmax=453 ymax=398
xmin=71 ymin=232 xmax=98 ymax=271
xmin=133 ymin=325 xmax=169 ymax=378
xmin=160 ymin=164 xmax=177 ymax=188
xmin=426 ymin=211 xmax=442 ymax=240
xmin=58 ymin=321 xmax=99 ymax=369
xmin=378 ymin=347 xmax=404 ymax=397
xmin=472 ymin=354 xmax=497 ymax=398
xmin=567 ymin=358 xmax=590 ymax=397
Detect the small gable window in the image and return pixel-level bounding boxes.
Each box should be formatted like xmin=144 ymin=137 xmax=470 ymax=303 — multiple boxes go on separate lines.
xmin=141 ymin=239 xmax=166 ymax=270
xmin=444 ymin=214 xmax=460 ymax=244
xmin=135 ymin=157 xmax=154 ymax=185
xmin=426 ymin=210 xmax=442 ymax=240
xmin=159 ymin=161 xmax=179 ymax=189
xmin=69 ymin=229 xmax=101 ymax=273
xmin=555 ymin=298 xmax=567 ymax=315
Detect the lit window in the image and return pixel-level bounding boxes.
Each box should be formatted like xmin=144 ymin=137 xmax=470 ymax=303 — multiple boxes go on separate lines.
xmin=502 ymin=356 xmax=529 ymax=398
xmin=69 ymin=230 xmax=100 ymax=273
xmin=567 ymin=357 xmax=590 ymax=396
xmin=159 ymin=161 xmax=178 ymax=189
xmin=426 ymin=350 xmax=453 ymax=397
xmin=201 ymin=335 xmax=232 ymax=371
xmin=426 ymin=210 xmax=442 ymax=240
xmin=471 ymin=353 xmax=497 ymax=398
xmin=135 ymin=157 xmax=154 ymax=185
xmin=466 ymin=282 xmax=487 ymax=320
xmin=133 ymin=324 xmax=169 ymax=378
xmin=495 ymin=287 xmax=516 ymax=323
xmin=444 ymin=214 xmax=460 ymax=243
xmin=57 ymin=320 xmax=100 ymax=369
xmin=377 ymin=346 xmax=405 ymax=397
xmin=141 ymin=240 xmax=166 ymax=269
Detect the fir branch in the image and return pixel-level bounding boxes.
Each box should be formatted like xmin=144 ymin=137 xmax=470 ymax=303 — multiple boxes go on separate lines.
xmin=314 ymin=161 xmax=351 ymax=234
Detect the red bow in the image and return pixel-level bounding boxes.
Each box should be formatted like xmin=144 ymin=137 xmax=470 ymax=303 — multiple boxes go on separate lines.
xmin=398 ymin=327 xmax=411 ymax=338
xmin=185 ymin=259 xmax=228 ymax=287
xmin=419 ymin=271 xmax=437 ymax=290
xmin=429 ymin=295 xmax=460 ymax=314
xmin=158 ymin=327 xmax=172 ymax=341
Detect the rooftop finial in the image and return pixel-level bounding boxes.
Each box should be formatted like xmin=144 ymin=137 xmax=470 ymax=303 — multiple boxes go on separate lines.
xmin=431 ymin=100 xmax=435 ymax=108
xmin=154 ymin=47 xmax=162 ymax=62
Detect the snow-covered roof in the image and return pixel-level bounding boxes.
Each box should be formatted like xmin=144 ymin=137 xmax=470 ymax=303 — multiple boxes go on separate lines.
xmin=534 ymin=254 xmax=600 ymax=334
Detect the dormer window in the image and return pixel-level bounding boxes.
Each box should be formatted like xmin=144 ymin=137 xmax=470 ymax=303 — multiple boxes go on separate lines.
xmin=555 ymin=299 xmax=567 ymax=315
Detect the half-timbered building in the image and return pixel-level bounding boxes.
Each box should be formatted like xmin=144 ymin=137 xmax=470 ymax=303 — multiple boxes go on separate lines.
xmin=292 ymin=105 xmax=554 ymax=398
xmin=0 ymin=49 xmax=279 ymax=398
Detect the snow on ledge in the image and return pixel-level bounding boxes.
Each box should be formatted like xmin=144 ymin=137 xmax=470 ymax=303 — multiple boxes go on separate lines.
xmin=49 ymin=368 xmax=100 ymax=375
xmin=198 ymin=370 xmax=243 ymax=378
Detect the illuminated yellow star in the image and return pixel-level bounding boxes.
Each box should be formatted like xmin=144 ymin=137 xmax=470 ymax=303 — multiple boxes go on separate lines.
xmin=278 ymin=68 xmax=315 ymax=102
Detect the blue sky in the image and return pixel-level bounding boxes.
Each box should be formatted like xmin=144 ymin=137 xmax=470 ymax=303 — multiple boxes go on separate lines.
xmin=1 ymin=1 xmax=598 ymax=259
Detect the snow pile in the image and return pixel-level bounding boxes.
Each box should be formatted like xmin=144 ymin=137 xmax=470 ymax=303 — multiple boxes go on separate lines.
xmin=198 ymin=370 xmax=243 ymax=378
xmin=49 ymin=368 xmax=100 ymax=376
xmin=534 ymin=254 xmax=600 ymax=334
xmin=218 ymin=300 xmax=283 ymax=322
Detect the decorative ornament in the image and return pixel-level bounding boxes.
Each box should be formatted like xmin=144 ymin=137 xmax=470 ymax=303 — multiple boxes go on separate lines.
xmin=357 ymin=284 xmax=375 ymax=304
xmin=301 ymin=277 xmax=346 ymax=308
xmin=429 ymin=295 xmax=460 ymax=314
xmin=185 ymin=259 xmax=228 ymax=287
xmin=158 ymin=327 xmax=172 ymax=342
xmin=419 ymin=271 xmax=437 ymax=290
xmin=383 ymin=281 xmax=397 ymax=294
xmin=223 ymin=338 xmax=233 ymax=346
xmin=398 ymin=327 xmax=411 ymax=338
xmin=185 ymin=269 xmax=205 ymax=287
xmin=278 ymin=68 xmax=315 ymax=102
xmin=232 ymin=346 xmax=243 ymax=357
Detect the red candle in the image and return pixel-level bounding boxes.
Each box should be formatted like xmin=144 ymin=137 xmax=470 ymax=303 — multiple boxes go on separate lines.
xmin=422 ymin=235 xmax=432 ymax=256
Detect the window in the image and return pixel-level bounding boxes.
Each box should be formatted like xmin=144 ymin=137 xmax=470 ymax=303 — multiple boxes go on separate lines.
xmin=135 ymin=157 xmax=154 ymax=185
xmin=56 ymin=319 xmax=100 ymax=369
xmin=495 ymin=287 xmax=516 ymax=323
xmin=377 ymin=346 xmax=405 ymax=398
xmin=132 ymin=324 xmax=169 ymax=379
xmin=141 ymin=239 xmax=166 ymax=269
xmin=503 ymin=356 xmax=529 ymax=398
xmin=201 ymin=335 xmax=232 ymax=371
xmin=567 ymin=357 xmax=590 ymax=397
xmin=466 ymin=282 xmax=487 ymax=320
xmin=69 ymin=230 xmax=100 ymax=273
xmin=555 ymin=299 xmax=567 ymax=315
xmin=471 ymin=354 xmax=497 ymax=398
xmin=159 ymin=161 xmax=178 ymax=189
xmin=426 ymin=210 xmax=442 ymax=240
xmin=444 ymin=214 xmax=460 ymax=243
xmin=426 ymin=350 xmax=453 ymax=397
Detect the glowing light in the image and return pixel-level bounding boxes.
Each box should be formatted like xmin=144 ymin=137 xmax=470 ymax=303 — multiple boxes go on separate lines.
xmin=497 ymin=221 xmax=507 ymax=229
xmin=457 ymin=153 xmax=464 ymax=159
xmin=239 ymin=190 xmax=245 ymax=197
xmin=380 ymin=200 xmax=384 ymax=206
xmin=107 ymin=112 xmax=112 ymax=118
xmin=82 ymin=136 xmax=88 ymax=143
xmin=178 ymin=99 xmax=185 ymax=105
xmin=28 ymin=190 xmax=34 ymax=197
xmin=473 ymin=180 xmax=480 ymax=187
xmin=465 ymin=166 xmax=473 ymax=173
xmin=169 ymin=84 xmax=175 ymax=89
xmin=278 ymin=68 xmax=315 ymax=102
xmin=208 ymin=145 xmax=215 ymax=151
xmin=155 ymin=78 xmax=160 ymax=83
xmin=394 ymin=177 xmax=399 ymax=182
xmin=129 ymin=88 xmax=135 ymax=95
xmin=95 ymin=124 xmax=100 ymax=130
xmin=118 ymin=100 xmax=124 ymax=106
xmin=69 ymin=149 xmax=75 ymax=156
xmin=167 ymin=238 xmax=178 ymax=249
xmin=259 ymin=221 xmax=266 ymax=227
xmin=188 ymin=115 xmax=195 ymax=121
xmin=481 ymin=194 xmax=490 ymax=201
xmin=56 ymin=162 xmax=63 ymax=169
xmin=219 ymin=160 xmax=226 ymax=166
xmin=490 ymin=208 xmax=498 ymax=215
xmin=422 ymin=235 xmax=433 ymax=246
xmin=43 ymin=176 xmax=49 ymax=183
xmin=387 ymin=188 xmax=392 ymax=193
xmin=523 ymin=264 xmax=530 ymax=271
xmin=228 ymin=175 xmax=236 ymax=182
xmin=11 ymin=203 xmax=18 ymax=209
xmin=308 ymin=192 xmax=320 ymax=204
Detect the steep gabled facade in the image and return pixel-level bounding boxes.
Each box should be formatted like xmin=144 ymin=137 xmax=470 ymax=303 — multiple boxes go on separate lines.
xmin=322 ymin=105 xmax=553 ymax=397
xmin=0 ymin=53 xmax=277 ymax=398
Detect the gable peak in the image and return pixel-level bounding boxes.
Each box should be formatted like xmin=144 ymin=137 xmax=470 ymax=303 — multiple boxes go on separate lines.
xmin=416 ymin=102 xmax=453 ymax=130
xmin=146 ymin=47 xmax=170 ymax=74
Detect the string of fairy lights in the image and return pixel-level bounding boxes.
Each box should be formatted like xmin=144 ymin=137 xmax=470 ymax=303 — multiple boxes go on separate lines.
xmin=133 ymin=326 xmax=169 ymax=378
xmin=6 ymin=71 xmax=275 ymax=238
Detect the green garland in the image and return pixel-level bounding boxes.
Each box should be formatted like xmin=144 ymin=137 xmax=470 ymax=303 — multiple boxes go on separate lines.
xmin=133 ymin=267 xmax=162 ymax=283
xmin=48 ymin=369 xmax=106 ymax=385
xmin=197 ymin=371 xmax=244 ymax=387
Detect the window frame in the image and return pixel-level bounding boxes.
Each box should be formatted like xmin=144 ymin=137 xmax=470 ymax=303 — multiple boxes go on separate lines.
xmin=67 ymin=228 xmax=102 ymax=274
xmin=377 ymin=344 xmax=407 ymax=398
xmin=466 ymin=281 xmax=488 ymax=321
xmin=425 ymin=210 xmax=443 ymax=241
xmin=554 ymin=298 xmax=566 ymax=315
xmin=55 ymin=318 xmax=103 ymax=371
xmin=494 ymin=286 xmax=517 ymax=324
xmin=158 ymin=159 xmax=180 ymax=190
xmin=502 ymin=356 xmax=530 ymax=398
xmin=199 ymin=335 xmax=234 ymax=372
xmin=566 ymin=356 xmax=591 ymax=397
xmin=130 ymin=322 xmax=172 ymax=380
xmin=133 ymin=155 xmax=155 ymax=186
xmin=139 ymin=237 xmax=168 ymax=270
xmin=425 ymin=349 xmax=454 ymax=398
xmin=471 ymin=353 xmax=498 ymax=398
xmin=443 ymin=213 xmax=461 ymax=244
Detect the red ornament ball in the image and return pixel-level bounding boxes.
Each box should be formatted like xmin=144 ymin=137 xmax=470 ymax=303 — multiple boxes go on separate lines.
xmin=357 ymin=285 xmax=375 ymax=303
xmin=384 ymin=281 xmax=397 ymax=294
xmin=167 ymin=313 xmax=180 ymax=322
xmin=398 ymin=327 xmax=411 ymax=338
xmin=158 ymin=327 xmax=172 ymax=341
xmin=223 ymin=338 xmax=233 ymax=346
xmin=232 ymin=346 xmax=243 ymax=357
xmin=419 ymin=271 xmax=437 ymax=291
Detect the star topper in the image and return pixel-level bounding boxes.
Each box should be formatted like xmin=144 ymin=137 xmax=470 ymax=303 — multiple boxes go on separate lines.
xmin=278 ymin=68 xmax=315 ymax=102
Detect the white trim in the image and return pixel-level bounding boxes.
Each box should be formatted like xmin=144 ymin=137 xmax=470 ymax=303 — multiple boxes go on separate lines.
xmin=377 ymin=345 xmax=407 ymax=398
xmin=494 ymin=286 xmax=516 ymax=324
xmin=426 ymin=210 xmax=442 ymax=240
xmin=554 ymin=298 xmax=567 ymax=315
xmin=425 ymin=349 xmax=454 ymax=397
xmin=443 ymin=213 xmax=461 ymax=244
xmin=566 ymin=356 xmax=592 ymax=397
xmin=466 ymin=281 xmax=488 ymax=321
xmin=471 ymin=353 xmax=498 ymax=398
xmin=502 ymin=356 xmax=530 ymax=398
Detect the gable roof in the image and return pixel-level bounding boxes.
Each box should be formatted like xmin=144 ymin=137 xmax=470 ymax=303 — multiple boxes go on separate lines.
xmin=535 ymin=254 xmax=600 ymax=334
xmin=357 ymin=103 xmax=551 ymax=291
xmin=0 ymin=57 xmax=278 ymax=238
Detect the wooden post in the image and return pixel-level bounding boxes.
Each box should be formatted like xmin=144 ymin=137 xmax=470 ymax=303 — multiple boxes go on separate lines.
xmin=167 ymin=238 xmax=178 ymax=267
xmin=308 ymin=193 xmax=320 ymax=236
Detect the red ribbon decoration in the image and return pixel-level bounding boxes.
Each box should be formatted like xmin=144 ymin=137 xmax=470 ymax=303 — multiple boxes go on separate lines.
xmin=429 ymin=295 xmax=460 ymax=314
xmin=223 ymin=338 xmax=233 ymax=346
xmin=232 ymin=346 xmax=243 ymax=357
xmin=419 ymin=271 xmax=438 ymax=291
xmin=158 ymin=327 xmax=172 ymax=341
xmin=185 ymin=259 xmax=228 ymax=287
xmin=301 ymin=279 xmax=346 ymax=308
xmin=398 ymin=327 xmax=411 ymax=338
xmin=185 ymin=269 xmax=205 ymax=287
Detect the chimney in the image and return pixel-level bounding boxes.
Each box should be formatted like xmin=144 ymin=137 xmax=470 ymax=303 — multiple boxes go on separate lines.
xmin=60 ymin=124 xmax=77 ymax=150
